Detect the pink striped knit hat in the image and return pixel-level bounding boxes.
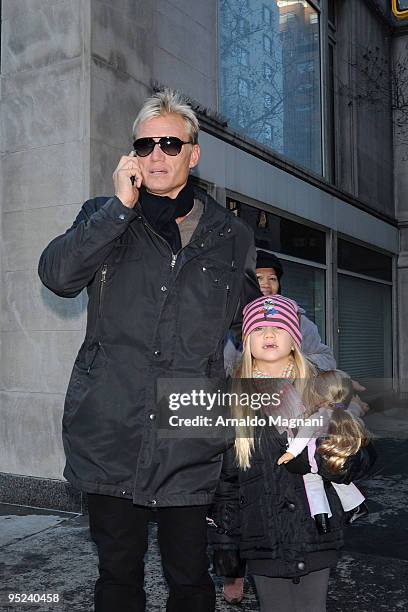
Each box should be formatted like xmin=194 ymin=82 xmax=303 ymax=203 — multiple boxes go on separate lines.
xmin=242 ymin=295 xmax=302 ymax=346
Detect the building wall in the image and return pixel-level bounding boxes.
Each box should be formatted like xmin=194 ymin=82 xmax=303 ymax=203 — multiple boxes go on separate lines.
xmin=0 ymin=0 xmax=90 ymax=478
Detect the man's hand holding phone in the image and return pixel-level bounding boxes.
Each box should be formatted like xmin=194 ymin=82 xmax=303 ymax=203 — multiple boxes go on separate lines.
xmin=113 ymin=151 xmax=142 ymax=209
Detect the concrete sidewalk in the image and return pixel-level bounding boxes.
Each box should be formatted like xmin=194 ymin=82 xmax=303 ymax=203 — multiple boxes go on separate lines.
xmin=1 ymin=435 xmax=407 ymax=611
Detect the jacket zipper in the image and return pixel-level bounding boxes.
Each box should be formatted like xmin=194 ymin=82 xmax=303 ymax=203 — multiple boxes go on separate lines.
xmin=141 ymin=219 xmax=201 ymax=272
xmin=98 ymin=264 xmax=108 ymax=318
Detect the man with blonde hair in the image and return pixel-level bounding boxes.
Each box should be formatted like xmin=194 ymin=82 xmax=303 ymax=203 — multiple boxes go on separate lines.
xmin=39 ymin=88 xmax=260 ymax=611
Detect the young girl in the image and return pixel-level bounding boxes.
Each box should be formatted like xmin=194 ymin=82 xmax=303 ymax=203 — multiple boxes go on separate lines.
xmin=210 ymin=294 xmax=376 ymax=612
xmin=277 ymin=369 xmax=370 ymax=532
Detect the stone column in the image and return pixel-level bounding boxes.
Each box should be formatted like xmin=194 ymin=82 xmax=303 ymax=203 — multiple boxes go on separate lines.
xmin=0 ymin=0 xmax=91 ymax=479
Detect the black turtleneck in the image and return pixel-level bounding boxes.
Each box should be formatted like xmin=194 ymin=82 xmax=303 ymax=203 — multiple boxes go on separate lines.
xmin=139 ymin=176 xmax=195 ymax=253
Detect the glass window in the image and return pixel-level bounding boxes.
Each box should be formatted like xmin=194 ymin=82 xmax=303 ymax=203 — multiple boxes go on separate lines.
xmin=227 ymin=199 xmax=326 ymax=264
xmin=338 ymin=239 xmax=392 ymax=282
xmin=265 ymin=123 xmax=274 ymax=141
xmin=264 ymin=63 xmax=273 ymax=80
xmin=338 ymin=275 xmax=392 ymax=379
xmin=238 ymin=47 xmax=249 ymax=66
xmin=263 ymin=5 xmax=272 ymax=24
xmin=237 ymin=17 xmax=249 ymax=35
xmin=219 ymin=0 xmax=322 ymax=174
xmin=281 ymin=260 xmax=326 ymax=341
xmin=238 ymin=78 xmax=249 ymax=97
xmin=237 ymin=107 xmax=246 ymax=127
xmin=264 ymin=93 xmax=273 ymax=110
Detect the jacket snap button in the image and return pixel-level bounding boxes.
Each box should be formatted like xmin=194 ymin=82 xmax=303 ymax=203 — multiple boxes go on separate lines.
xmin=118 ymin=213 xmax=125 ymax=220
xmin=149 ymin=413 xmax=156 ymax=420
xmin=150 ymin=499 xmax=157 ymax=505
xmin=227 ymin=227 xmax=231 ymax=233
xmin=121 ymin=490 xmax=127 ymax=495
xmin=200 ymin=242 xmax=205 ymax=247
xmin=154 ymin=350 xmax=161 ymax=356
xmin=288 ymin=503 xmax=296 ymax=511
xmin=202 ymin=267 xmax=207 ymax=272
xmin=219 ymin=232 xmax=224 ymax=237
xmin=239 ymin=496 xmax=245 ymax=504
xmin=161 ymin=286 xmax=167 ymax=292
xmin=297 ymin=561 xmax=305 ymax=571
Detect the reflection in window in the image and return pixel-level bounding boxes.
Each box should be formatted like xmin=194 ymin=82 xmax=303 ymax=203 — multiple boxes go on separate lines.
xmin=237 ymin=17 xmax=249 ymax=35
xmin=264 ymin=63 xmax=273 ymax=80
xmin=265 ymin=123 xmax=274 ymax=141
xmin=219 ymin=0 xmax=322 ymax=174
xmin=264 ymin=93 xmax=273 ymax=110
xmin=228 ymin=199 xmax=326 ymax=264
xmin=238 ymin=107 xmax=246 ymax=127
xmin=238 ymin=78 xmax=249 ymax=97
xmin=282 ymin=260 xmax=326 ymax=341
xmin=238 ymin=47 xmax=249 ymax=66
xmin=263 ymin=4 xmax=272 ymax=24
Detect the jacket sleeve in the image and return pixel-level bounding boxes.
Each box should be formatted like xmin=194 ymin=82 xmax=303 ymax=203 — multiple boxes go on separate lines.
xmin=207 ymin=446 xmax=240 ymax=550
xmin=229 ymin=230 xmax=262 ymax=344
xmin=38 ymin=196 xmax=137 ymax=298
xmin=300 ymin=314 xmax=337 ymax=371
xmin=286 ymin=435 xmax=310 ymax=458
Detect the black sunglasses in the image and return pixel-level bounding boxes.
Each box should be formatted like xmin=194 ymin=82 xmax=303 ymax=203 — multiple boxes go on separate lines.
xmin=133 ymin=136 xmax=194 ymax=157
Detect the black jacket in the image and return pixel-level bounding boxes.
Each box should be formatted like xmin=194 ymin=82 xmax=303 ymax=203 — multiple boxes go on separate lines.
xmin=208 ymin=430 xmax=376 ymax=578
xmin=38 ymin=188 xmax=260 ymax=506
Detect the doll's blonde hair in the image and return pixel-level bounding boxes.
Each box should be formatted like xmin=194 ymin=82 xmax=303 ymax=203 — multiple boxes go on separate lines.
xmin=233 ymin=334 xmax=317 ymax=470
xmin=314 ymin=370 xmax=370 ymax=473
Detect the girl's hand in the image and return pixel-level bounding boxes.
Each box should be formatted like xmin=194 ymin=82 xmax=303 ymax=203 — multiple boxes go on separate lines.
xmin=277 ymin=452 xmax=295 ymax=465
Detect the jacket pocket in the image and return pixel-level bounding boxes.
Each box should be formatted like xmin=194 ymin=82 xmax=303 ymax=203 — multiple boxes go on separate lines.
xmin=112 ymin=240 xmax=141 ymax=263
xmin=195 ymin=257 xmax=235 ymax=288
xmin=64 ymin=342 xmax=107 ymax=426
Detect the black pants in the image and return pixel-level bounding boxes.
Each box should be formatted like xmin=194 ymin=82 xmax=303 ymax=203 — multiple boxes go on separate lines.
xmin=87 ymin=494 xmax=215 ymax=612
xmin=253 ymin=568 xmax=330 ymax=612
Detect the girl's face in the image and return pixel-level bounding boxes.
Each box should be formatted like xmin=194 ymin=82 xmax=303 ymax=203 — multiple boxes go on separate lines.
xmin=256 ymin=267 xmax=279 ymax=296
xmin=250 ymin=326 xmax=293 ymax=364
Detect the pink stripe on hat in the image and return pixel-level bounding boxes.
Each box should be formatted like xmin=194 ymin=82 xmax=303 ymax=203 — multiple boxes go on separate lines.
xmin=243 ymin=295 xmax=302 ymax=346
